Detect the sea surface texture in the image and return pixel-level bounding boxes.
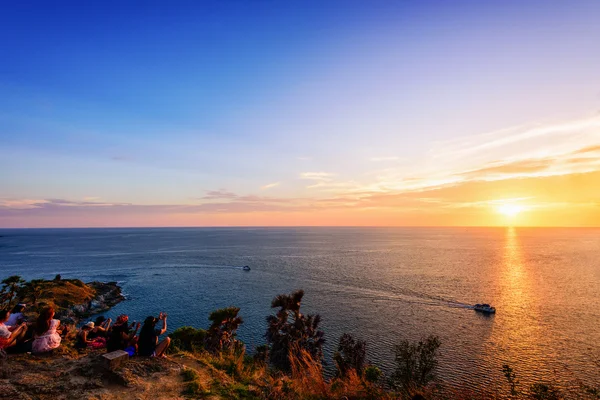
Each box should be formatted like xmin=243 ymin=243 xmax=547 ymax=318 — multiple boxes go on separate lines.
xmin=1 ymin=227 xmax=598 ymax=393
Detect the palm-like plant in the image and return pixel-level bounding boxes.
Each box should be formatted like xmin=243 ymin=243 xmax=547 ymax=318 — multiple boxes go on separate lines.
xmin=265 ymin=289 xmax=325 ymax=371
xmin=204 ymin=307 xmax=244 ymax=354
xmin=334 ymin=333 xmax=367 ymax=378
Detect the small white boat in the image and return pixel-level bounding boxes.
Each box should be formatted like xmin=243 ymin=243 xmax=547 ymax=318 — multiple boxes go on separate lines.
xmin=474 ymin=303 xmax=496 ymax=313
xmin=242 ymin=265 xmax=251 ymax=271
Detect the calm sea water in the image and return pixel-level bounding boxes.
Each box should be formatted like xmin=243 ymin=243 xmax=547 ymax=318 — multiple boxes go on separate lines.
xmin=0 ymin=227 xmax=599 ymax=393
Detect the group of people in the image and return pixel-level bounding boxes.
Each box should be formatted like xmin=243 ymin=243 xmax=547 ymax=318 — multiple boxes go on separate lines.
xmin=0 ymin=304 xmax=64 ymax=354
xmin=0 ymin=304 xmax=171 ymax=358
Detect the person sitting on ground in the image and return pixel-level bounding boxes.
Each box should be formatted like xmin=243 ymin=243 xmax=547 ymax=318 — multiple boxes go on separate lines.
xmin=138 ymin=312 xmax=170 ymax=357
xmin=6 ymin=304 xmax=26 ymax=326
xmin=88 ymin=316 xmax=112 ymax=340
xmin=75 ymin=322 xmax=94 ymax=350
xmin=32 ymin=306 xmax=62 ymax=354
xmin=74 ymin=321 xmax=106 ymax=350
xmin=106 ymin=314 xmax=139 ymax=355
xmin=0 ymin=309 xmax=28 ymax=351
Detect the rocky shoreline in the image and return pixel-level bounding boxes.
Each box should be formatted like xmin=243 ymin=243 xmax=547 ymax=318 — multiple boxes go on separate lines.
xmin=58 ymin=281 xmax=125 ymax=324
xmin=0 ymin=279 xmax=192 ymax=400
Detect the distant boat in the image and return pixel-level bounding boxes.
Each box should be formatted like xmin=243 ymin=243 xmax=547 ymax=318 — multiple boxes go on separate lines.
xmin=474 ymin=303 xmax=496 ymax=313
xmin=242 ymin=266 xmax=251 ymax=271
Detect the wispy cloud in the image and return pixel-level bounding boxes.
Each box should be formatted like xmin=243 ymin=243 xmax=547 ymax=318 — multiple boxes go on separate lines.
xmin=0 ymin=198 xmax=126 ymax=210
xmin=3 ymin=115 xmax=600 ymax=227
xmin=261 ymin=182 xmax=280 ymax=190
xmin=202 ymin=189 xmax=238 ymax=200
xmin=299 ymin=172 xmax=335 ymax=181
xmin=0 ymin=199 xmax=49 ymax=210
xmin=369 ymin=114 xmax=600 ymax=193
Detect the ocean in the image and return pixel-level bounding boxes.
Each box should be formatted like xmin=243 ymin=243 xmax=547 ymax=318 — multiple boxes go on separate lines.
xmin=1 ymin=227 xmax=599 ymax=394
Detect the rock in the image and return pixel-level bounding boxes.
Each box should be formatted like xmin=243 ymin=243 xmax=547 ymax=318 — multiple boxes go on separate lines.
xmin=89 ymin=300 xmax=102 ymax=309
xmin=72 ymin=304 xmax=87 ymax=314
xmin=102 ymin=351 xmax=129 ymax=371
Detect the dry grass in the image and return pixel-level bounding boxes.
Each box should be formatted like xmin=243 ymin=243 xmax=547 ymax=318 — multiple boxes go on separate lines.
xmin=22 ymin=279 xmax=96 ymax=315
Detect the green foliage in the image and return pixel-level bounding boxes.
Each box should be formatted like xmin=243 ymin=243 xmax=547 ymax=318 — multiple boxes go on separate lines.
xmin=265 ymin=289 xmax=325 ymax=372
xmin=214 ymin=381 xmax=260 ymax=400
xmin=253 ymin=344 xmax=269 ymax=364
xmin=390 ymin=335 xmax=441 ymax=391
xmin=182 ymin=380 xmax=202 ymax=396
xmin=181 ymin=367 xmax=199 ymax=382
xmin=529 ymin=383 xmax=562 ymax=400
xmin=364 ymin=365 xmax=383 ymax=384
xmin=169 ymin=326 xmax=207 ymax=353
xmin=181 ymin=368 xmax=208 ymax=397
xmin=205 ymin=307 xmax=244 ymax=354
xmin=334 ymin=333 xmax=367 ymax=378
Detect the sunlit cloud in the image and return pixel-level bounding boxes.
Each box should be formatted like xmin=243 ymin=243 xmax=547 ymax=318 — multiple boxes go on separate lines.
xmin=0 ymin=198 xmax=49 ymax=210
xmin=3 ymin=115 xmax=600 ymax=227
xmin=367 ymin=114 xmax=600 ymax=194
xmin=261 ymin=182 xmax=280 ymax=190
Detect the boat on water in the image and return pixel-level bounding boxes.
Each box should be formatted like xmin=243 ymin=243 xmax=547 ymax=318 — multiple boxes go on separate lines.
xmin=242 ymin=265 xmax=251 ymax=271
xmin=473 ymin=303 xmax=496 ymax=313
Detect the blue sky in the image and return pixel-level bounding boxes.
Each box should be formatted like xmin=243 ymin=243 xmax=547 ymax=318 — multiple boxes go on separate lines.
xmin=1 ymin=1 xmax=600 ymax=227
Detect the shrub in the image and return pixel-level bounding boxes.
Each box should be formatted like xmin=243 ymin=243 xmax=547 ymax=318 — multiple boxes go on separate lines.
xmin=21 ymin=279 xmax=45 ymax=305
xmin=204 ymin=307 xmax=243 ymax=354
xmin=390 ymin=335 xmax=441 ymax=391
xmin=253 ymin=344 xmax=269 ymax=364
xmin=529 ymin=383 xmax=562 ymax=400
xmin=334 ymin=333 xmax=367 ymax=378
xmin=0 ymin=276 xmax=25 ymax=309
xmin=169 ymin=326 xmax=207 ymax=353
xmin=364 ymin=365 xmax=383 ymax=384
xmin=182 ymin=380 xmax=202 ymax=396
xmin=181 ymin=367 xmax=199 ymax=382
xmin=265 ymin=289 xmax=325 ymax=372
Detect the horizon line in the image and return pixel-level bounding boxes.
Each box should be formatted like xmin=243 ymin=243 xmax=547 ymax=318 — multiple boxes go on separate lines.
xmin=1 ymin=225 xmax=599 ymax=230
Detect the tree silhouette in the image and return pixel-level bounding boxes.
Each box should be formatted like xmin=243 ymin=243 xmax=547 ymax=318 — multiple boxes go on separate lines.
xmin=390 ymin=335 xmax=441 ymax=391
xmin=204 ymin=307 xmax=243 ymax=354
xmin=23 ymin=279 xmax=45 ymax=305
xmin=1 ymin=275 xmax=25 ymax=308
xmin=265 ymin=289 xmax=325 ymax=371
xmin=334 ymin=333 xmax=367 ymax=377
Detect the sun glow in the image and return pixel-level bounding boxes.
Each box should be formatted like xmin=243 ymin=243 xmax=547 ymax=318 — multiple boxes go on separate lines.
xmin=497 ymin=203 xmax=524 ymax=217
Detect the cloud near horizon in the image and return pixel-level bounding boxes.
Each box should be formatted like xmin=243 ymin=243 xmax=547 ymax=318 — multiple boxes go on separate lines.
xmin=2 ymin=115 xmax=600 ymax=227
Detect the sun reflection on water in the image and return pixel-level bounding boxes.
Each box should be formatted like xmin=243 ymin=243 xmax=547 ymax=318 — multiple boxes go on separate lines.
xmin=495 ymin=227 xmax=546 ymax=382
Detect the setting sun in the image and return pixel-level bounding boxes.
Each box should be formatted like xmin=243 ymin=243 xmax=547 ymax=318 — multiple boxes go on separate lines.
xmin=497 ymin=203 xmax=524 ymax=217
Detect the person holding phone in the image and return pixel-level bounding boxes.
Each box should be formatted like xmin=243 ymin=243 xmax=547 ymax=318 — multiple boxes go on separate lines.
xmin=106 ymin=314 xmax=140 ymax=353
xmin=138 ymin=312 xmax=171 ymax=357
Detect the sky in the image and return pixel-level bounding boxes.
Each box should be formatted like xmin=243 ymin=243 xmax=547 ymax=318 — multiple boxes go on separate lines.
xmin=1 ymin=0 xmax=600 ymax=227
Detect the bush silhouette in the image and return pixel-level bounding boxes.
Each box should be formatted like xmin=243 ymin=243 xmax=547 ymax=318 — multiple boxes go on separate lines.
xmin=265 ymin=289 xmax=325 ymax=371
